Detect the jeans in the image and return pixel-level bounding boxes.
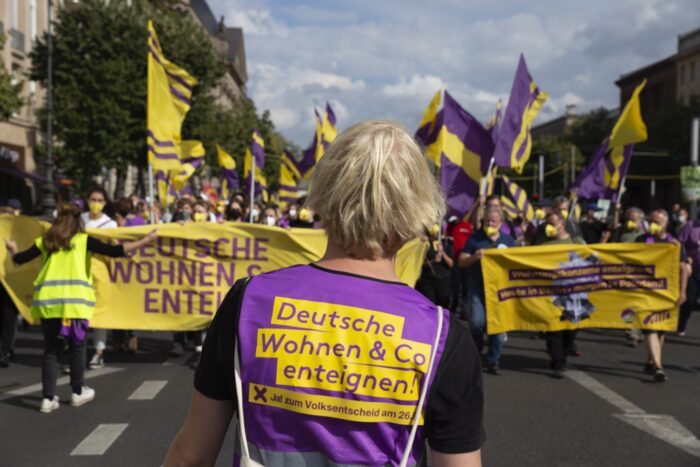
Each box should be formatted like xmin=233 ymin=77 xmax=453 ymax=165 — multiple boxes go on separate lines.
xmin=41 ymin=318 xmax=85 ymax=399
xmin=679 ymin=274 xmax=698 ymax=332
xmin=469 ymin=294 xmax=504 ymax=366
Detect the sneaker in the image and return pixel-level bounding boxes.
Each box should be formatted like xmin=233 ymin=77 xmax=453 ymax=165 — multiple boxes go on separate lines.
xmin=88 ymin=353 xmax=104 ymax=370
xmin=61 ymin=366 xmax=71 ymax=374
xmin=71 ymin=386 xmax=96 ymax=407
xmin=484 ymin=363 xmax=501 ymax=376
xmin=0 ymin=353 xmax=9 ymax=368
xmin=677 ymin=331 xmax=686 ymax=337
xmin=643 ymin=362 xmax=655 ymax=374
xmin=653 ymin=369 xmax=668 ymax=383
xmin=39 ymin=396 xmax=59 ymax=413
xmin=625 ymin=338 xmax=638 ymax=348
xmin=552 ymin=368 xmax=566 ymax=379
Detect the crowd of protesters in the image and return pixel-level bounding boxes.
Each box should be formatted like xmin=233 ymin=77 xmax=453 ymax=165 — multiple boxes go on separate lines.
xmin=0 ymin=185 xmax=697 ymax=414
xmin=415 ymin=194 xmax=696 ymax=382
xmin=0 ymin=188 xmax=320 ymax=379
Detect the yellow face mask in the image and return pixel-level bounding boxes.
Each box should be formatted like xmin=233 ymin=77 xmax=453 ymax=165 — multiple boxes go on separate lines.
xmin=193 ymin=212 xmax=207 ymax=223
xmin=560 ymin=209 xmax=568 ymax=219
xmin=429 ymin=224 xmax=440 ymax=237
xmin=217 ymin=203 xmax=226 ymax=214
xmin=626 ymin=220 xmax=638 ymax=231
xmin=299 ymin=208 xmax=312 ymax=223
xmin=88 ymin=202 xmax=104 ymax=215
xmin=545 ymin=224 xmax=558 ymax=238
xmin=535 ymin=209 xmax=545 ymax=220
xmin=484 ymin=225 xmax=498 ymax=237
xmin=649 ymin=222 xmax=663 ymax=235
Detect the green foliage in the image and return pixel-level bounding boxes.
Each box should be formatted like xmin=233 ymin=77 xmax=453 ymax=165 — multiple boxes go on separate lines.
xmin=29 ymin=0 xmax=293 ymax=194
xmin=0 ymin=35 xmax=23 ymax=121
xmin=569 ymin=107 xmax=615 ymax=161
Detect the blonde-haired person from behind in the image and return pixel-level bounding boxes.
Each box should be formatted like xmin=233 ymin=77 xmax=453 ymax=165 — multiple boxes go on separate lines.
xmin=164 ymin=120 xmax=484 ymax=467
xmin=6 ymin=204 xmax=157 ymax=413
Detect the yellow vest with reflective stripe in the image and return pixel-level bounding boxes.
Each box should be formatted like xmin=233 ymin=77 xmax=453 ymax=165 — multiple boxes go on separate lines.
xmin=31 ymin=233 xmax=96 ymax=320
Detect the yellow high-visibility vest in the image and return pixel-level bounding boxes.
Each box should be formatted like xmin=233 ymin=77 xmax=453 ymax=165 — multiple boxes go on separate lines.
xmin=31 ymin=233 xmax=96 ymax=320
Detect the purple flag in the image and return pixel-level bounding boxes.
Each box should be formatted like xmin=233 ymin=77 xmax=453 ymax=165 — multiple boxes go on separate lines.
xmin=569 ymin=139 xmax=634 ymax=202
xmin=492 ymin=54 xmax=548 ymax=173
xmin=438 ymin=91 xmax=494 ymax=220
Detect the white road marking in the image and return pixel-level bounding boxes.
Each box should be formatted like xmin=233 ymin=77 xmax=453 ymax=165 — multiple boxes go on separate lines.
xmin=0 ymin=367 xmax=124 ymax=401
xmin=567 ymin=370 xmax=700 ymax=458
xmin=128 ymin=380 xmax=168 ymax=400
xmin=70 ymin=423 xmax=128 ymax=456
xmin=566 ymin=370 xmax=644 ymax=414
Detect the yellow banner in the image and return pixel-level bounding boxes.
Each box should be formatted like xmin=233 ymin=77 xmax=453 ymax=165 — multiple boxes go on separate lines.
xmin=0 ymin=217 xmax=427 ymax=331
xmin=482 ymin=243 xmax=680 ymax=333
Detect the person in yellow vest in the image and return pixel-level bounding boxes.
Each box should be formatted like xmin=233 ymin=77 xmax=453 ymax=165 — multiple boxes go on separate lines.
xmin=5 ymin=204 xmax=156 ymax=413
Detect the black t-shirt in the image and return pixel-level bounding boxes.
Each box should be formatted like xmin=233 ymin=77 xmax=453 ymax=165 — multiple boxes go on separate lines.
xmin=579 ymin=220 xmax=609 ymax=244
xmin=12 ymin=236 xmax=126 ymax=265
xmin=194 ymin=275 xmax=485 ymax=454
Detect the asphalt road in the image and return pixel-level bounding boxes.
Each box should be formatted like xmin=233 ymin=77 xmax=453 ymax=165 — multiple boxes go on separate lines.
xmin=1 ymin=317 xmax=699 ymax=466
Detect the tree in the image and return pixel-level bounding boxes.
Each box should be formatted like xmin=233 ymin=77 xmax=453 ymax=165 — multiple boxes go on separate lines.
xmin=0 ymin=35 xmax=23 ymax=121
xmin=30 ymin=0 xmax=224 ymax=193
xmin=569 ymin=107 xmax=615 ymax=163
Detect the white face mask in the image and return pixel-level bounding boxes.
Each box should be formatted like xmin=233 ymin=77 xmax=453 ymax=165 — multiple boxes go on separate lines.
xmin=288 ymin=209 xmax=297 ymax=218
xmin=679 ymin=216 xmax=687 ymax=224
xmin=251 ymin=208 xmax=260 ymax=219
xmin=264 ymin=216 xmax=276 ymax=226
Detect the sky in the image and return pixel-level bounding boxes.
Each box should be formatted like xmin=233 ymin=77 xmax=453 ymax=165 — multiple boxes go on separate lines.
xmin=208 ymin=0 xmax=700 ymax=148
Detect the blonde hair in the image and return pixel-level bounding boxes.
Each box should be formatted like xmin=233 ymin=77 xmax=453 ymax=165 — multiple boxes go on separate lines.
xmin=306 ymin=120 xmax=445 ymax=258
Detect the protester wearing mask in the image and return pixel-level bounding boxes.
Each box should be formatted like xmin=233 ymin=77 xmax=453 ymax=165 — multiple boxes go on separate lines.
xmin=172 ymin=199 xmax=194 ymax=223
xmin=674 ymin=208 xmax=689 ymax=237
xmin=636 ymin=209 xmax=688 ymax=382
xmin=289 ymin=206 xmax=316 ymax=228
xmin=192 ymin=201 xmax=212 ymax=223
xmin=5 ymin=204 xmax=157 ymax=412
xmin=579 ymin=204 xmax=610 ymax=244
xmin=612 ymin=207 xmax=645 ymax=243
xmin=226 ymin=201 xmax=244 ymax=222
xmin=533 ymin=196 xmax=582 ymax=244
xmin=80 ymin=187 xmax=117 ymax=369
xmin=416 ymin=224 xmax=454 ymax=308
xmin=459 ymin=206 xmax=515 ymax=375
xmin=678 ymin=213 xmax=700 ymax=336
xmin=539 ymin=211 xmax=584 ymax=378
xmin=259 ymin=206 xmax=278 ymax=227
xmin=447 ymin=215 xmax=473 ymax=314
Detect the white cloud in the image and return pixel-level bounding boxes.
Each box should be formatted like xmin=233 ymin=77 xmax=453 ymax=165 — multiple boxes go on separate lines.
xmin=208 ymin=0 xmax=700 ymax=145
xmin=382 ymin=75 xmax=446 ymax=98
xmin=226 ymin=5 xmax=287 ymax=36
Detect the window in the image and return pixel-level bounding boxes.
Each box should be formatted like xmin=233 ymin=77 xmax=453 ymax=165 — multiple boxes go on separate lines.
xmin=680 ymin=65 xmax=685 ymax=85
xmin=691 ymin=62 xmax=696 ymax=82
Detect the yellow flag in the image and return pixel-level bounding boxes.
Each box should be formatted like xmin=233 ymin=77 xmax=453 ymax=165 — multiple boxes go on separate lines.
xmin=610 ymin=80 xmax=647 ymax=148
xmin=147 ymin=20 xmax=198 ymax=172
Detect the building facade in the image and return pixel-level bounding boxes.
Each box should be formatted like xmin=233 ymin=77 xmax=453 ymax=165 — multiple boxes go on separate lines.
xmin=0 ymin=0 xmax=55 ymax=210
xmin=676 ymin=27 xmax=700 ymax=106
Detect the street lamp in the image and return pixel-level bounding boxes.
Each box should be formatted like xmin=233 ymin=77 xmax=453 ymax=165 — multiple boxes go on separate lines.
xmin=40 ymin=0 xmax=56 ymax=217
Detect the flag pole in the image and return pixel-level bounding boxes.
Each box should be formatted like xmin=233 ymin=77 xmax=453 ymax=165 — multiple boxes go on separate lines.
xmin=480 ymin=157 xmax=496 ymax=196
xmin=249 ymin=152 xmax=255 ymax=223
xmin=147 ymin=162 xmax=155 ymax=224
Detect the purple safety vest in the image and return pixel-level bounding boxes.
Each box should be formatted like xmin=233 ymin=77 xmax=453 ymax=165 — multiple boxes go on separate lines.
xmin=235 ymin=264 xmax=450 ymax=466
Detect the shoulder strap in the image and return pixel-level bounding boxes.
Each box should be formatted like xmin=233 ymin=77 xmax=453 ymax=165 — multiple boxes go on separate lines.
xmin=399 ymin=305 xmax=444 ymax=467
xmin=233 ymin=277 xmax=264 ymax=467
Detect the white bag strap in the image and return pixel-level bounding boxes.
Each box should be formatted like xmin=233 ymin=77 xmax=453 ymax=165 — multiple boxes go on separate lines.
xmin=399 ymin=305 xmax=444 ymax=467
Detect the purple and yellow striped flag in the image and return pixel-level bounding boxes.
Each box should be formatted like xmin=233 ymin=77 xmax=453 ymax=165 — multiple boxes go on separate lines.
xmin=243 ymin=129 xmax=268 ymax=198
xmin=279 ymin=150 xmax=301 ymax=208
xmin=147 ymin=20 xmax=198 ymax=172
xmin=493 ymin=54 xmax=548 ymax=174
xmin=502 ymin=175 xmax=535 ymax=221
xmin=171 ymin=140 xmax=205 ymax=192
xmin=570 ymin=81 xmax=647 ymax=201
xmin=216 ymin=144 xmax=238 ymax=202
xmin=424 ymin=91 xmax=494 ymax=220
